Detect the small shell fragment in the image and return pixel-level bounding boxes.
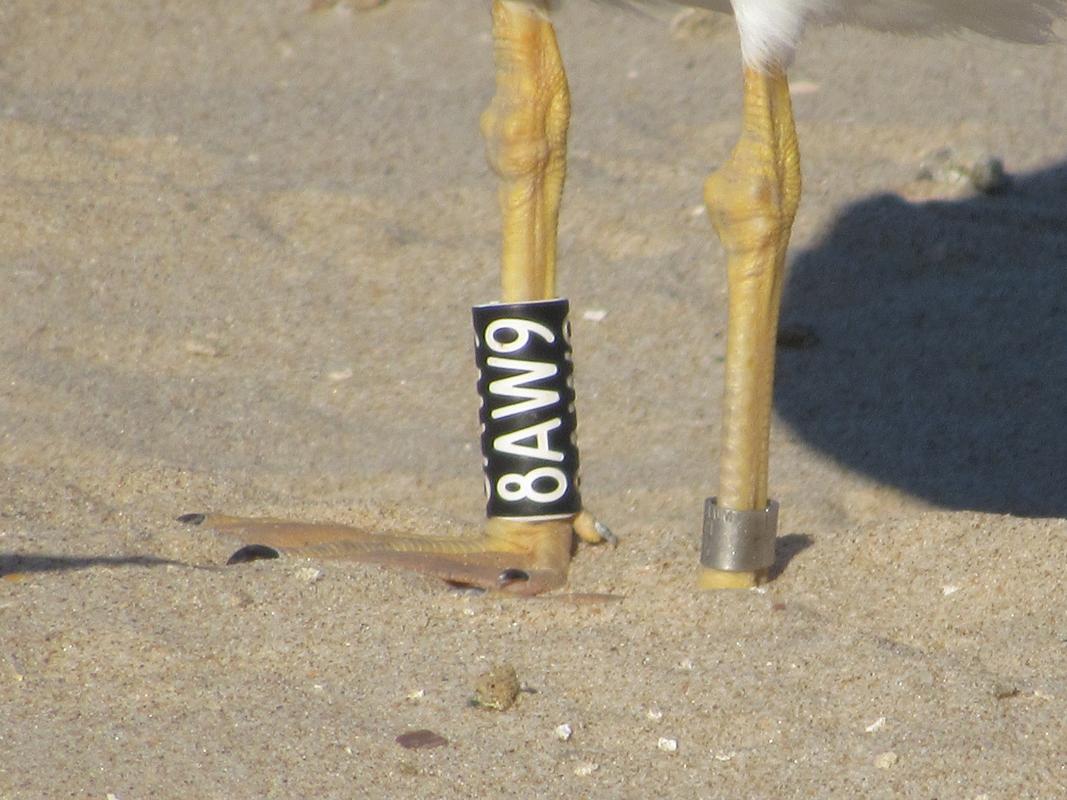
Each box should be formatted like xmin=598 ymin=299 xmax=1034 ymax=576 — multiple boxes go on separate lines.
xmin=555 ymin=723 xmax=573 ymax=741
xmin=327 ymin=367 xmax=354 ymax=382
xmin=658 ymin=737 xmax=679 ymax=753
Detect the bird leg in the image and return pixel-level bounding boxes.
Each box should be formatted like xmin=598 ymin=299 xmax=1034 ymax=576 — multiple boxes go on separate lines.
xmin=699 ymin=66 xmax=800 ymax=589
xmin=482 ymin=0 xmax=569 ymax=304
xmin=181 ymin=0 xmax=611 ymax=596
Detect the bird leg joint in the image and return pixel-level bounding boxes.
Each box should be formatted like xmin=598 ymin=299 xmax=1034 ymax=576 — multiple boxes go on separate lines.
xmin=704 ymin=67 xmax=800 ymax=269
xmin=481 ymin=0 xmax=571 ymax=303
xmin=480 ymin=0 xmax=570 ymax=185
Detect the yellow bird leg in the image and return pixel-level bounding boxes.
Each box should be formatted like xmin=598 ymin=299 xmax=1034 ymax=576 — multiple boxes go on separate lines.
xmin=465 ymin=0 xmax=609 ymax=589
xmin=481 ymin=0 xmax=570 ymax=302
xmin=699 ymin=66 xmax=800 ymax=590
xmin=185 ymin=0 xmax=611 ymax=596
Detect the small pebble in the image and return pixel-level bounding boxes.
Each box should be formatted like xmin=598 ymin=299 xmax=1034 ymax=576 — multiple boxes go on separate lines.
xmin=406 ymin=689 xmax=425 ymax=701
xmin=658 ymin=737 xmax=679 ymax=753
xmin=916 ymin=147 xmax=1009 ymax=194
xmin=471 ymin=664 xmax=521 ymax=711
xmin=993 ymin=684 xmax=1020 ymax=700
xmin=942 ymin=585 xmax=960 ymax=596
xmin=396 ymin=729 xmax=448 ymax=750
xmin=646 ymin=708 xmax=664 ymax=721
xmin=777 ymin=322 xmax=819 ymax=350
xmin=555 ymin=723 xmax=573 ymax=741
xmin=968 ymin=157 xmax=1009 ymax=194
xmin=297 ymin=567 xmax=324 ymax=583
xmin=874 ymin=751 xmax=898 ymax=769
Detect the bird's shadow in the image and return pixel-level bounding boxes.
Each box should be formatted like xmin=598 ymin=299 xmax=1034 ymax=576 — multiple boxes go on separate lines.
xmin=768 ymin=533 xmax=814 ymax=581
xmin=0 ymin=553 xmax=185 ymax=577
xmin=775 ymin=161 xmax=1067 ymax=517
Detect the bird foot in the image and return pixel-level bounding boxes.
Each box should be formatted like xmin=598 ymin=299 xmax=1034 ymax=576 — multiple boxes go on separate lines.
xmin=179 ymin=509 xmax=614 ymax=596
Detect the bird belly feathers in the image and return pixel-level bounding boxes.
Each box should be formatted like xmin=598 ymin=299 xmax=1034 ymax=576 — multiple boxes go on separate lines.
xmin=591 ymin=0 xmax=1065 ymax=68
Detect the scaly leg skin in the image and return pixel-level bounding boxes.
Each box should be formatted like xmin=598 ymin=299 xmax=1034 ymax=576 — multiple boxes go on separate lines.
xmin=699 ymin=66 xmax=800 ymax=590
xmin=182 ymin=0 xmax=612 ymax=596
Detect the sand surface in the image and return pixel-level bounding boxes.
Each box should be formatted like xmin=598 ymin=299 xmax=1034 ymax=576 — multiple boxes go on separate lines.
xmin=1 ymin=1 xmax=1065 ymax=797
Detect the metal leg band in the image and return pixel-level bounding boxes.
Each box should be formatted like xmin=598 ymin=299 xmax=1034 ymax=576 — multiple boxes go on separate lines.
xmin=700 ymin=498 xmax=778 ymax=572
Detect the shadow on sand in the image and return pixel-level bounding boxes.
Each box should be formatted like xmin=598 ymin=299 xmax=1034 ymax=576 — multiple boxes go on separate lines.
xmin=0 ymin=553 xmax=185 ymax=577
xmin=775 ymin=160 xmax=1067 ymax=517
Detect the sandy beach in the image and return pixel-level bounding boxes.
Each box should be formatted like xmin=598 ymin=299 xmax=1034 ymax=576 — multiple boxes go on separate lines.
xmin=1 ymin=1 xmax=1065 ymax=797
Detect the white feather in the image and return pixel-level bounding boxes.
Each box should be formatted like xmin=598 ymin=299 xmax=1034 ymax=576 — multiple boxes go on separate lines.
xmin=583 ymin=0 xmax=1066 ymax=67
xmin=729 ymin=0 xmax=828 ymax=67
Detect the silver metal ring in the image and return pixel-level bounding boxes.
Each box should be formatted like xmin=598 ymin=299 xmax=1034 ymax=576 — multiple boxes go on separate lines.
xmin=700 ymin=498 xmax=778 ymax=572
